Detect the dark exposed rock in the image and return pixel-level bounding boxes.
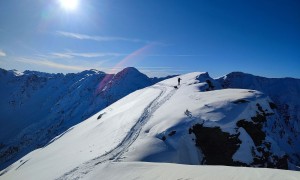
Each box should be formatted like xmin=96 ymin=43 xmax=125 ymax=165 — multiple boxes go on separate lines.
xmin=236 ymin=104 xmax=289 ymax=170
xmin=269 ymin=102 xmax=277 ymax=109
xmin=252 ymin=149 xmax=288 ymax=169
xmin=256 ymin=103 xmax=265 ymax=113
xmin=190 ymin=124 xmax=241 ymax=165
xmin=274 ymin=155 xmax=289 ymax=169
xmin=205 ymin=80 xmax=215 ymax=91
xmin=233 ymin=99 xmax=249 ymax=104
xmin=251 ymin=113 xmax=267 ymax=123
xmin=168 ymin=131 xmax=176 ymax=136
xmin=236 ymin=104 xmax=271 ymax=146
xmin=187 ymin=101 xmax=289 ymax=169
xmin=236 ymin=120 xmax=265 ymax=146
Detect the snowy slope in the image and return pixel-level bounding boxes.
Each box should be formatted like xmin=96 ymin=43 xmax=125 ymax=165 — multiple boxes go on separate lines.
xmin=1 ymin=72 xmax=297 ymax=180
xmin=0 ymin=67 xmax=165 ymax=170
xmin=4 ymin=162 xmax=300 ymax=180
xmin=218 ymin=72 xmax=300 ymax=165
xmin=86 ymin=162 xmax=300 ymax=180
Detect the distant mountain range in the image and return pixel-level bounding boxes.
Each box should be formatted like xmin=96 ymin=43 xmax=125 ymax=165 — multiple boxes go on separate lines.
xmin=0 ymin=67 xmax=174 ymax=170
xmin=0 ymin=68 xmax=299 ymax=179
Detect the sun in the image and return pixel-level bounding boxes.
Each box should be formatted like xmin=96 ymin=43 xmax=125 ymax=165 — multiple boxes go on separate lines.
xmin=59 ymin=0 xmax=79 ymax=11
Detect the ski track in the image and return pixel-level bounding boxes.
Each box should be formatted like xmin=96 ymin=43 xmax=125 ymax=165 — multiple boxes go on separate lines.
xmin=56 ymin=84 xmax=176 ymax=180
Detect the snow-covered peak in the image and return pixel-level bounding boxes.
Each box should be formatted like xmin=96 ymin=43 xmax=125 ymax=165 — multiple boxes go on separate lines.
xmin=77 ymin=69 xmax=104 ymax=76
xmin=22 ymin=70 xmax=55 ymax=78
xmin=163 ymin=72 xmax=221 ymax=91
xmin=224 ymin=71 xmax=298 ymax=80
xmin=1 ymin=71 xmax=296 ymax=180
xmin=114 ymin=67 xmax=148 ymax=80
xmin=218 ymin=72 xmax=300 ymax=166
xmin=96 ymin=67 xmax=153 ymax=101
xmin=9 ymin=69 xmax=23 ymax=76
xmin=119 ymin=67 xmax=140 ymax=74
xmin=0 ymin=67 xmax=170 ymax=171
xmin=223 ymin=71 xmax=252 ymax=78
xmin=0 ymin=68 xmax=23 ymax=77
xmin=195 ymin=71 xmax=210 ymax=79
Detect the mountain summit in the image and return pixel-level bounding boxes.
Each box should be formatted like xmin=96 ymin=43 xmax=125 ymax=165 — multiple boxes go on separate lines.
xmin=1 ymin=71 xmax=299 ymax=180
xmin=0 ymin=67 xmax=166 ymax=170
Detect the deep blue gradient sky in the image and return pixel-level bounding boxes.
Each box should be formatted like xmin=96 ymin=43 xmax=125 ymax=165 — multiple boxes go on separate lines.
xmin=0 ymin=0 xmax=299 ymax=77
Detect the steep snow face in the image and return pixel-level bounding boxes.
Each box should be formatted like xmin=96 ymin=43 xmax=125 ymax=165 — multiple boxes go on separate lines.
xmin=0 ymin=67 xmax=158 ymax=170
xmin=217 ymin=72 xmax=300 ymax=165
xmin=0 ymin=72 xmax=294 ymax=180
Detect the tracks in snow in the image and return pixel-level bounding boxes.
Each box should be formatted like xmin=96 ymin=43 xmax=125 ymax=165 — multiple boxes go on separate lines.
xmin=57 ymin=85 xmax=176 ymax=180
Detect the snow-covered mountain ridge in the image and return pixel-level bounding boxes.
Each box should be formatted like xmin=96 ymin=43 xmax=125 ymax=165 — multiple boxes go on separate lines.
xmin=217 ymin=72 xmax=300 ymax=166
xmin=0 ymin=67 xmax=172 ymax=170
xmin=1 ymin=71 xmax=299 ymax=180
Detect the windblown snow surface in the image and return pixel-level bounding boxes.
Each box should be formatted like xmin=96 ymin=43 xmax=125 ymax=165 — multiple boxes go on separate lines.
xmin=0 ymin=67 xmax=172 ymax=170
xmin=1 ymin=72 xmax=299 ymax=180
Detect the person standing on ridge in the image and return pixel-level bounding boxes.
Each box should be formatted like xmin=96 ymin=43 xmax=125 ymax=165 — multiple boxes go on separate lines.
xmin=178 ymin=77 xmax=182 ymax=86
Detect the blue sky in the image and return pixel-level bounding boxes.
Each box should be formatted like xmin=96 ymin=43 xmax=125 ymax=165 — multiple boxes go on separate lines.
xmin=0 ymin=0 xmax=299 ymax=78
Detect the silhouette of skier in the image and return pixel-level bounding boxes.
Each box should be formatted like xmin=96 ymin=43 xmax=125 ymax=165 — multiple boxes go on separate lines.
xmin=178 ymin=77 xmax=182 ymax=86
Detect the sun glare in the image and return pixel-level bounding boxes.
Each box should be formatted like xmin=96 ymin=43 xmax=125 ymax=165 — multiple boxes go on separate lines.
xmin=59 ymin=0 xmax=79 ymax=11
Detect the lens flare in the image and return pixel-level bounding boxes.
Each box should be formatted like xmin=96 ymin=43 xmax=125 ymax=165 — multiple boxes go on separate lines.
xmin=96 ymin=43 xmax=157 ymax=94
xmin=59 ymin=0 xmax=79 ymax=11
